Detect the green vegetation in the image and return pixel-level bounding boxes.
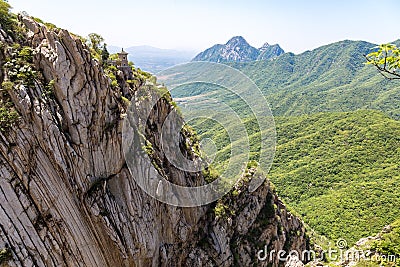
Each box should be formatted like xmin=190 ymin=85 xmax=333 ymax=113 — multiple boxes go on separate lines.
xmin=353 ymin=219 xmax=400 ymax=267
xmin=1 ymin=81 xmax=13 ymax=91
xmin=371 ymin=219 xmax=400 ymax=259
xmin=0 ymin=78 xmax=19 ymax=134
xmin=4 ymin=45 xmax=37 ymax=87
xmin=0 ymin=0 xmax=14 ymax=32
xmin=86 ymin=33 xmax=111 ymax=65
xmin=121 ymin=96 xmax=130 ymax=107
xmin=0 ymin=247 xmax=12 ymax=264
xmin=43 ymin=79 xmax=55 ymax=98
xmin=0 ymin=106 xmax=19 ymax=132
xmin=87 ymin=33 xmax=104 ymax=57
xmin=0 ymin=1 xmax=29 ymax=42
xmin=271 ymin=111 xmax=399 ymax=244
xmin=202 ymin=165 xmax=220 ymax=183
xmin=0 ymin=81 xmax=19 ymax=133
xmin=103 ymin=52 xmax=152 ymax=89
xmin=32 ymin=16 xmax=58 ymax=30
xmin=234 ymin=40 xmax=400 ymax=120
xmin=366 ymin=43 xmax=400 ymax=80
xmin=185 ymin=109 xmax=400 ymax=245
xmin=214 ymin=201 xmax=229 ymax=218
xmin=172 ymin=39 xmax=400 ymax=246
xmin=142 ymin=139 xmax=154 ymax=156
xmin=101 ymin=43 xmax=110 ymax=64
xmin=173 ymin=40 xmax=400 ymax=120
xmin=104 ymin=64 xmax=119 ymax=87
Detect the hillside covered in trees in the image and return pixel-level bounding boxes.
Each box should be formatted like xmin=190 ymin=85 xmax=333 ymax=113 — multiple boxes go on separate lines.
xmin=172 ymin=39 xmax=400 ymax=248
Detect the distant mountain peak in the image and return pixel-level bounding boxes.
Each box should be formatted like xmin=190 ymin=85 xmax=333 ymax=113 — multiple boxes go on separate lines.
xmin=258 ymin=43 xmax=285 ymax=61
xmin=192 ymin=37 xmax=284 ymax=63
xmin=226 ymin=36 xmax=248 ymax=45
xmin=259 ymin=42 xmax=271 ymax=51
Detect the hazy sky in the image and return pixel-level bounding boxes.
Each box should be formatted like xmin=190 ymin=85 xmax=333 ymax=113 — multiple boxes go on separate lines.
xmin=8 ymin=0 xmax=400 ymax=54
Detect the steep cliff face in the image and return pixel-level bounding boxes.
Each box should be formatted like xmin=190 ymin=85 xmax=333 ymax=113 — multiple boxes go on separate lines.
xmin=0 ymin=16 xmax=307 ymax=266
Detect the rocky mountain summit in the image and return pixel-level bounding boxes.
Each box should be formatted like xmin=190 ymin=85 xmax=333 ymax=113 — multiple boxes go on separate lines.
xmin=192 ymin=36 xmax=284 ymax=63
xmin=0 ymin=14 xmax=307 ymax=267
xmin=258 ymin=42 xmax=285 ymax=61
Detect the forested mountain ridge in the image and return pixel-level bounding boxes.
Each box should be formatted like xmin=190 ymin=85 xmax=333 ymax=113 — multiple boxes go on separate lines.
xmin=178 ymin=39 xmax=400 ymax=120
xmin=172 ymin=38 xmax=400 ymax=248
xmin=232 ymin=39 xmax=400 ymax=119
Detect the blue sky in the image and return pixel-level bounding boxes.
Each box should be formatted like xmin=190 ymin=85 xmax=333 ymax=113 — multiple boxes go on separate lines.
xmin=9 ymin=0 xmax=400 ymax=54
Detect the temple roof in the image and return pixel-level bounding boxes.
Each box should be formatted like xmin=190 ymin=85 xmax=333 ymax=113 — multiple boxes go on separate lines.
xmin=118 ymin=48 xmax=128 ymax=55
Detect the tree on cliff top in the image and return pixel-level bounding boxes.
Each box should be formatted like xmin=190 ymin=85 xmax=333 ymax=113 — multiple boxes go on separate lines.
xmin=0 ymin=0 xmax=13 ymax=30
xmin=88 ymin=33 xmax=104 ymax=53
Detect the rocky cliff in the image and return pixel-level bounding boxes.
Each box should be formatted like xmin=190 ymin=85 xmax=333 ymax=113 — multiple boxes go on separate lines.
xmin=192 ymin=36 xmax=284 ymax=63
xmin=257 ymin=43 xmax=284 ymax=61
xmin=0 ymin=15 xmax=307 ymax=266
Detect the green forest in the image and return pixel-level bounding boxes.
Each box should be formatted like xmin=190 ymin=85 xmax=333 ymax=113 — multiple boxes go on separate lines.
xmin=172 ymin=40 xmax=400 ymax=252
